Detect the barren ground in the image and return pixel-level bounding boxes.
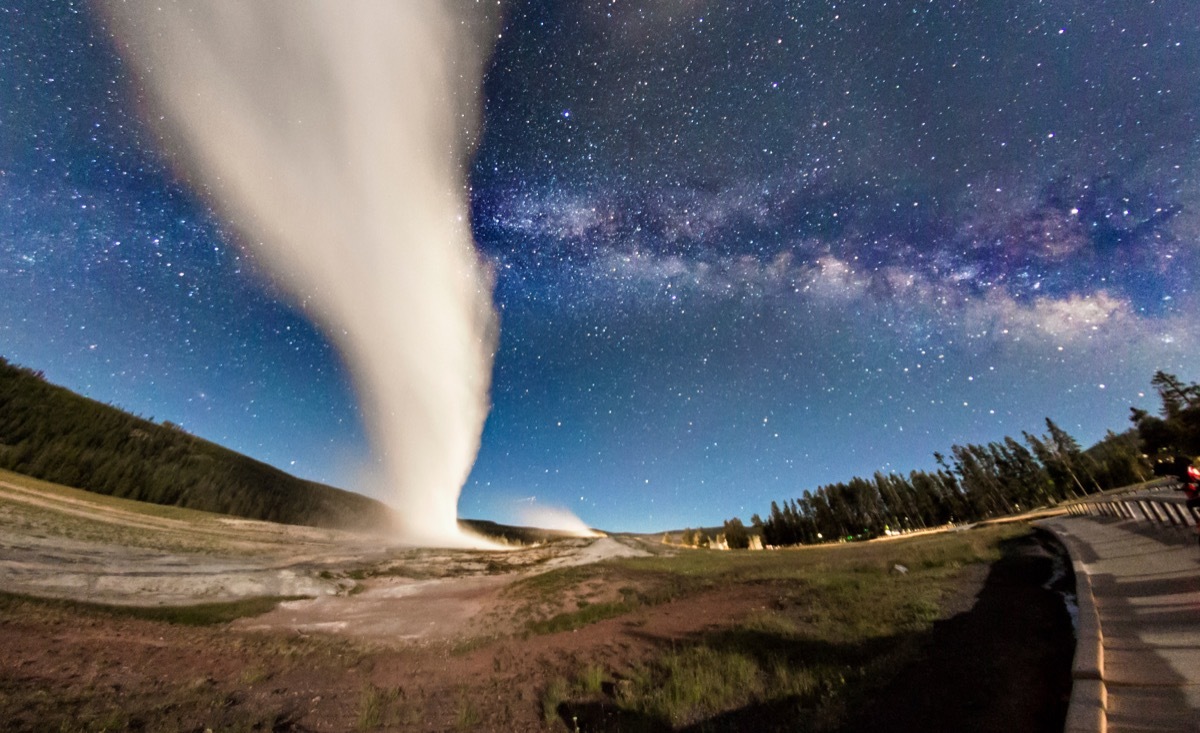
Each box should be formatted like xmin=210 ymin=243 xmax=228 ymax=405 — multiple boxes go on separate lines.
xmin=0 ymin=470 xmax=1072 ymax=732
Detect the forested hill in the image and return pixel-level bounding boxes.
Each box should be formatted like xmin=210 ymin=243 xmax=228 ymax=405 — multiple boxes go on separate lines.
xmin=0 ymin=357 xmax=393 ymax=530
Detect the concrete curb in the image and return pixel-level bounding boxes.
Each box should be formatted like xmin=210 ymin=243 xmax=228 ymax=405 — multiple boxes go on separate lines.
xmin=1037 ymin=522 xmax=1107 ymax=733
xmin=1065 ymin=561 xmax=1106 ymax=733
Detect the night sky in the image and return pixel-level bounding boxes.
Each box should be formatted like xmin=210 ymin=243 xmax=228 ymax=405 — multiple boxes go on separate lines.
xmin=3 ymin=1 xmax=1198 ymax=533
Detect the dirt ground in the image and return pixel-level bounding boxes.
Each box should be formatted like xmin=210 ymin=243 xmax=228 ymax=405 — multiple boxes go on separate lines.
xmin=0 ymin=474 xmax=1073 ymax=731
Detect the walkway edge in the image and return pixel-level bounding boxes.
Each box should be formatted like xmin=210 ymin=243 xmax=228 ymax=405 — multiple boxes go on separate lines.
xmin=1038 ymin=522 xmax=1107 ymax=733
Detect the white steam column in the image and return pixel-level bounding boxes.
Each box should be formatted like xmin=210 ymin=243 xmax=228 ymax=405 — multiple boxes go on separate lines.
xmin=101 ymin=2 xmax=502 ymax=546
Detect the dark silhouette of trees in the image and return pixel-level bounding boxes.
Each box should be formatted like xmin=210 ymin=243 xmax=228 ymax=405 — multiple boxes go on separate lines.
xmin=0 ymin=356 xmax=391 ymax=530
xmin=722 ymin=517 xmax=750 ymax=549
xmin=754 ymin=373 xmax=1173 ymax=546
xmin=1131 ymin=371 xmax=1200 ymax=456
xmin=1151 ymin=371 xmax=1200 ymax=416
xmin=1088 ymin=430 xmax=1149 ymax=488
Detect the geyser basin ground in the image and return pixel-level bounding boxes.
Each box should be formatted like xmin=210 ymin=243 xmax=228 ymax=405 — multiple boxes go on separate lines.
xmin=0 ymin=470 xmax=1071 ymax=732
xmin=0 ymin=471 xmax=638 ymax=639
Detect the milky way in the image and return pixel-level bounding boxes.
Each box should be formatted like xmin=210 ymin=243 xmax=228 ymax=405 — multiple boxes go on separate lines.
xmin=3 ymin=1 xmax=1198 ymax=532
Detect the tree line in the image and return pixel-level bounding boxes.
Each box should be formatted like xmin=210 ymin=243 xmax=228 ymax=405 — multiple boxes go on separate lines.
xmin=1129 ymin=371 xmax=1200 ymax=457
xmin=0 ymin=357 xmax=392 ymax=530
xmin=674 ymin=518 xmax=753 ymax=550
xmin=745 ymin=371 xmax=1198 ymax=548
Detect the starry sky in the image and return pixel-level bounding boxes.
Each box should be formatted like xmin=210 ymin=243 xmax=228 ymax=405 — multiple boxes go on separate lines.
xmin=3 ymin=1 xmax=1199 ymax=533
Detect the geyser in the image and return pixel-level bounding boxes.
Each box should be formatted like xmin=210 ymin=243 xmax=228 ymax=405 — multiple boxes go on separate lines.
xmin=101 ymin=1 xmax=502 ymax=546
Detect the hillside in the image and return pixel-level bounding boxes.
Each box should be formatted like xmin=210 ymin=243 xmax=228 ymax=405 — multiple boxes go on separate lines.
xmin=0 ymin=357 xmax=392 ymax=530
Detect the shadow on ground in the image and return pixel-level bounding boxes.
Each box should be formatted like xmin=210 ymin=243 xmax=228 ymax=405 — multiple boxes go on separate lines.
xmin=838 ymin=529 xmax=1073 ymax=733
xmin=555 ymin=530 xmax=1073 ymax=733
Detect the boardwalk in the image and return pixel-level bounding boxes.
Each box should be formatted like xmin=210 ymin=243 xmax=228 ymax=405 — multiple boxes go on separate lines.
xmin=1039 ymin=514 xmax=1200 ymax=733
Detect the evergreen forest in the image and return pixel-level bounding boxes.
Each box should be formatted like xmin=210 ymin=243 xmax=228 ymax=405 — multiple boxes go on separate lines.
xmin=0 ymin=357 xmax=391 ymax=530
xmin=4 ymin=355 xmax=1197 ymax=543
xmin=751 ymin=371 xmax=1200 ymax=547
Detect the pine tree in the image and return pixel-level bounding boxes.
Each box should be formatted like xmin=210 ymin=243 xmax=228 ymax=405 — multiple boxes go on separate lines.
xmin=1045 ymin=418 xmax=1100 ymax=494
xmin=1151 ymin=371 xmax=1200 ymax=417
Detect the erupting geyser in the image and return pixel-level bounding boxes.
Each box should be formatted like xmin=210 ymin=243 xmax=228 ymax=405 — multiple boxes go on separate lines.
xmin=101 ymin=1 xmax=503 ymax=546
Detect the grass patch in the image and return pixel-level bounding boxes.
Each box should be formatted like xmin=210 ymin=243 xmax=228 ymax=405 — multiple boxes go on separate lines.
xmin=454 ymin=689 xmax=481 ymax=730
xmin=357 ymin=684 xmax=399 ymax=730
xmin=540 ymin=665 xmax=613 ymax=728
xmin=623 ymin=645 xmax=767 ymax=725
xmin=542 ymin=677 xmax=572 ymax=724
xmin=0 ymin=590 xmax=307 ymax=626
xmin=517 ymin=525 xmax=1016 ymax=637
xmin=513 ymin=566 xmax=705 ymax=635
xmin=450 ymin=633 xmax=498 ymax=656
xmin=521 ymin=583 xmax=692 ymax=635
xmin=354 ymin=683 xmax=424 ymax=730
xmin=526 ymin=600 xmax=634 ymax=634
xmin=577 ymin=664 xmax=606 ymax=695
xmin=239 ymin=665 xmax=270 ymax=685
xmin=506 ymin=563 xmax=610 ymax=602
xmin=541 ymin=524 xmax=1027 ymax=729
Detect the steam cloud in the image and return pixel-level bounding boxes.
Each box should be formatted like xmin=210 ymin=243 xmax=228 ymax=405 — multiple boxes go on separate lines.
xmin=101 ymin=1 xmax=503 ymax=546
xmin=516 ymin=503 xmax=604 ymax=539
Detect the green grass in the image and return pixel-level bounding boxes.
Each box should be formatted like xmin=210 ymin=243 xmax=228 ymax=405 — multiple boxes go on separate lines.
xmin=506 ymin=562 xmax=613 ymax=601
xmin=539 ymin=524 xmax=1027 ymax=729
xmin=454 ymin=688 xmax=481 ymax=730
xmin=516 ymin=525 xmax=1011 ymax=639
xmin=542 ymin=677 xmax=572 ymax=724
xmin=625 ymin=645 xmax=768 ymax=724
xmin=577 ymin=664 xmax=606 ymax=695
xmin=526 ymin=599 xmax=635 ymax=634
xmin=0 ymin=590 xmax=308 ymax=626
xmin=356 ymin=684 xmax=400 ymax=730
xmin=354 ymin=682 xmax=427 ymax=730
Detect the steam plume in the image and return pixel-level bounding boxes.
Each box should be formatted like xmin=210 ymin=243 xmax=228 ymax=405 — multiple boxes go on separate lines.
xmin=517 ymin=504 xmax=604 ymax=539
xmin=101 ymin=1 xmax=502 ymax=546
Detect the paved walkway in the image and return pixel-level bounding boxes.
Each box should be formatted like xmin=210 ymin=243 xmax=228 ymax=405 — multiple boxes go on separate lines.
xmin=1039 ymin=515 xmax=1200 ymax=733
